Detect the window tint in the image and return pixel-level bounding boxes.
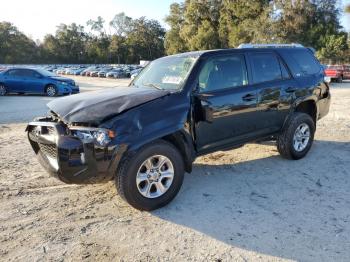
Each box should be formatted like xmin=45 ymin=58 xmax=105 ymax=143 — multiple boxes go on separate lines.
xmin=199 ymin=54 xmax=248 ymax=92
xmin=289 ymin=50 xmax=320 ymax=75
xmin=21 ymin=70 xmax=36 ymax=77
xmin=280 ymin=60 xmax=290 ymax=79
xmin=250 ymin=53 xmax=282 ymax=84
xmin=279 ymin=49 xmax=321 ymax=77
xmin=7 ymin=69 xmax=23 ymax=77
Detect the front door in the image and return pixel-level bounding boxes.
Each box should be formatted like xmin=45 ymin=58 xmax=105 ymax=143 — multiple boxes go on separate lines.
xmin=193 ymin=53 xmax=260 ymax=154
xmin=22 ymin=69 xmax=44 ymax=93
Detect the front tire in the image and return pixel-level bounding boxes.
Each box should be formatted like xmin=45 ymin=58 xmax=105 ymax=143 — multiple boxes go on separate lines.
xmin=277 ymin=113 xmax=315 ymax=160
xmin=46 ymin=85 xmax=57 ymax=97
xmin=0 ymin=84 xmax=7 ymax=96
xmin=116 ymin=140 xmax=184 ymax=211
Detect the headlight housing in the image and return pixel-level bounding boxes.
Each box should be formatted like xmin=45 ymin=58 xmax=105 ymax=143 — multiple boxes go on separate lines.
xmin=59 ymin=81 xmax=68 ymax=86
xmin=70 ymin=127 xmax=115 ymax=146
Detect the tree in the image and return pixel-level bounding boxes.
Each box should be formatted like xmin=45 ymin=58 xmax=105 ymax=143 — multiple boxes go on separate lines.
xmin=317 ymin=33 xmax=348 ymax=63
xmin=219 ymin=0 xmax=269 ymax=47
xmin=0 ymin=22 xmax=38 ymax=63
xmin=109 ymin=12 xmax=133 ymax=37
xmin=164 ymin=3 xmax=187 ymax=54
xmin=87 ymin=16 xmax=106 ymax=35
xmin=180 ymin=0 xmax=222 ymax=50
xmin=109 ymin=35 xmax=126 ymax=64
xmin=41 ymin=23 xmax=88 ymax=63
xmin=125 ymin=17 xmax=165 ymax=63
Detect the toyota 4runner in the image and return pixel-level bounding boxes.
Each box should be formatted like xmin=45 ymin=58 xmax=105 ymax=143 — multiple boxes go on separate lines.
xmin=27 ymin=44 xmax=331 ymax=210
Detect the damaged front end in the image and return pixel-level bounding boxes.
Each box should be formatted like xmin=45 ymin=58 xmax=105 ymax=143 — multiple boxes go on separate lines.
xmin=26 ymin=114 xmax=126 ymax=184
xmin=26 ymin=86 xmax=171 ymax=184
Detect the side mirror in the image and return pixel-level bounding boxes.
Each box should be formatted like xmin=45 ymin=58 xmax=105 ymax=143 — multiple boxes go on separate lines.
xmin=194 ymin=93 xmax=214 ymax=123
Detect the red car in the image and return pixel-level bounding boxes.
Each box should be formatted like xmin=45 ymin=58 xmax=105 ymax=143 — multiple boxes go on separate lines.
xmin=324 ymin=65 xmax=350 ymax=83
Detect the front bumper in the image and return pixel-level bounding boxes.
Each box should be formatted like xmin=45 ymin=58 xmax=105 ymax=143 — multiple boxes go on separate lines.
xmin=26 ymin=120 xmax=126 ymax=184
xmin=57 ymin=84 xmax=80 ymax=95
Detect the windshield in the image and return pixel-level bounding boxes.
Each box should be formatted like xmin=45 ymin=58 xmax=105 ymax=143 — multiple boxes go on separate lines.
xmin=132 ymin=55 xmax=198 ymax=90
xmin=35 ymin=68 xmax=57 ymax=77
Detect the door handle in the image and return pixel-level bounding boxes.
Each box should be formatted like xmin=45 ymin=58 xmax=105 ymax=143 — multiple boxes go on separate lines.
xmin=285 ymin=87 xmax=297 ymax=93
xmin=242 ymin=93 xmax=257 ymax=101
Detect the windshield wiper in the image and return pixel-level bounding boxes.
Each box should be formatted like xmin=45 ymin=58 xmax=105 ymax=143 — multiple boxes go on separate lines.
xmin=142 ymin=83 xmax=164 ymax=90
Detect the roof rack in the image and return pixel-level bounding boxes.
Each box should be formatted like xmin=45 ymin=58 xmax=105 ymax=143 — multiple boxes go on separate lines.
xmin=237 ymin=43 xmax=304 ymax=49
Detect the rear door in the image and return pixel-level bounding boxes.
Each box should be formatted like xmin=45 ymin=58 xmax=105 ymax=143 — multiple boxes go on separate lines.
xmin=247 ymin=51 xmax=298 ymax=132
xmin=4 ymin=69 xmax=24 ymax=92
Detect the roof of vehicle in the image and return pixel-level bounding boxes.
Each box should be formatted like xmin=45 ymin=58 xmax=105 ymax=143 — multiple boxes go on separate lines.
xmin=164 ymin=44 xmax=311 ymax=60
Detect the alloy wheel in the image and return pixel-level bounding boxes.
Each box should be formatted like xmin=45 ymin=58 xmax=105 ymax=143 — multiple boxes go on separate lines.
xmin=136 ymin=155 xmax=174 ymax=199
xmin=0 ymin=85 xmax=6 ymax=96
xmin=46 ymin=86 xmax=56 ymax=97
xmin=293 ymin=123 xmax=310 ymax=152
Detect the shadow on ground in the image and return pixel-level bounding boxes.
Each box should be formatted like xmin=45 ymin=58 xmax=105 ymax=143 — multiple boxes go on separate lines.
xmin=154 ymin=140 xmax=350 ymax=261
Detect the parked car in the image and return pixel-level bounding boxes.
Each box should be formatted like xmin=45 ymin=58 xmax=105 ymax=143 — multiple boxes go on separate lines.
xmin=85 ymin=67 xmax=101 ymax=76
xmin=106 ymin=68 xmax=127 ymax=78
xmin=324 ymin=65 xmax=350 ymax=83
xmin=0 ymin=68 xmax=79 ymax=96
xmin=80 ymin=67 xmax=94 ymax=76
xmin=26 ymin=44 xmax=330 ymax=210
xmin=98 ymin=67 xmax=114 ymax=78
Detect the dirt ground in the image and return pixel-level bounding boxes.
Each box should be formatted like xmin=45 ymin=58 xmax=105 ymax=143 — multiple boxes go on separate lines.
xmin=0 ymin=80 xmax=349 ymax=262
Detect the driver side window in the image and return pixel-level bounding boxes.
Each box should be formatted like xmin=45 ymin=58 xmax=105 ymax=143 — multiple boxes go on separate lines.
xmin=198 ymin=54 xmax=248 ymax=92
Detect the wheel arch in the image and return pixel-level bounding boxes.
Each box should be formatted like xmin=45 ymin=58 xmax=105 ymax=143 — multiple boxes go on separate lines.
xmin=44 ymin=83 xmax=56 ymax=90
xmin=294 ymin=99 xmax=317 ymax=124
xmin=161 ymin=131 xmax=196 ymax=173
xmin=127 ymin=128 xmax=196 ymax=174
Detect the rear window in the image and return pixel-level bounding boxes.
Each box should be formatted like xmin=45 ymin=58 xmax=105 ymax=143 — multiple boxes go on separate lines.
xmin=279 ymin=49 xmax=321 ymax=77
xmin=250 ymin=53 xmax=282 ymax=84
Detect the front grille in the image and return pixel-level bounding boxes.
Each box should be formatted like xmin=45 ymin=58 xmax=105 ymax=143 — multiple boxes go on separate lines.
xmin=39 ymin=143 xmax=57 ymax=159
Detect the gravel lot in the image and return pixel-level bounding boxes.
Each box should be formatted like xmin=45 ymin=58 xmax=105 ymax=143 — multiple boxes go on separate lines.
xmin=0 ymin=78 xmax=349 ymax=261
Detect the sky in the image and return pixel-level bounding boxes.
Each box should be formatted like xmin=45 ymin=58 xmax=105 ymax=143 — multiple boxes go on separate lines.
xmin=1 ymin=0 xmax=349 ymax=41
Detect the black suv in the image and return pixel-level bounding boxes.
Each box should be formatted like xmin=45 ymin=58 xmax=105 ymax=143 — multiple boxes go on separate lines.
xmin=27 ymin=44 xmax=331 ymax=210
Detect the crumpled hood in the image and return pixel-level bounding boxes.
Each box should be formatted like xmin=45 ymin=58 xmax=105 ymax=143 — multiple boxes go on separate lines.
xmin=47 ymin=86 xmax=169 ymax=124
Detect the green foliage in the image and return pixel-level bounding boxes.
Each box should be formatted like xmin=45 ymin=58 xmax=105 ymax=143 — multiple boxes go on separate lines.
xmin=165 ymin=0 xmax=349 ymax=63
xmin=1 ymin=1 xmax=349 ymax=64
xmin=0 ymin=13 xmax=166 ymax=64
xmin=0 ymin=22 xmax=38 ymax=63
xmin=164 ymin=3 xmax=187 ymax=54
xmin=317 ymin=33 xmax=348 ymax=63
xmin=109 ymin=12 xmax=133 ymax=37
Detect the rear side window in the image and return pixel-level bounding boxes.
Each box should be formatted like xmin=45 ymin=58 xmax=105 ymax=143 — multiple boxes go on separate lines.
xmin=198 ymin=54 xmax=248 ymax=92
xmin=250 ymin=53 xmax=282 ymax=84
xmin=279 ymin=49 xmax=321 ymax=77
xmin=7 ymin=69 xmax=23 ymax=77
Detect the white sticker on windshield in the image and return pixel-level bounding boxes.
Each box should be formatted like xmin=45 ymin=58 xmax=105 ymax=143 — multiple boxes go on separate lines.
xmin=162 ymin=76 xmax=183 ymax=84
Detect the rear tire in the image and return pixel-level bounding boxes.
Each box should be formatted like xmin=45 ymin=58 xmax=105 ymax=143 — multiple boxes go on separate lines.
xmin=277 ymin=113 xmax=315 ymax=160
xmin=46 ymin=85 xmax=57 ymax=97
xmin=116 ymin=140 xmax=184 ymax=211
xmin=0 ymin=84 xmax=7 ymax=96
